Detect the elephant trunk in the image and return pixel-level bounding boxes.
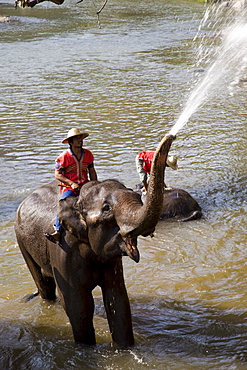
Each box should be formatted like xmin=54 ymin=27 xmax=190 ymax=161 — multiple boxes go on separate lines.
xmin=123 ymin=134 xmax=175 ymax=238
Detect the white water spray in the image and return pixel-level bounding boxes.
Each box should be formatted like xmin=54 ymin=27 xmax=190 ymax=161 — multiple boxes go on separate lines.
xmin=169 ymin=10 xmax=247 ymax=136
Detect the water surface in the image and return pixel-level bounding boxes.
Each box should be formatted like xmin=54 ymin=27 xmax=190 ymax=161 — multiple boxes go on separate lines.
xmin=1 ymin=0 xmax=247 ymax=369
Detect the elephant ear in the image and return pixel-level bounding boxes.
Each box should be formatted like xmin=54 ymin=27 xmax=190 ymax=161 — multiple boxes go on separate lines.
xmin=58 ymin=196 xmax=88 ymax=242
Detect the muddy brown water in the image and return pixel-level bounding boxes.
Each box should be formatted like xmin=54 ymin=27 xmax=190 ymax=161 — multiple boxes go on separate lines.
xmin=1 ymin=0 xmax=247 ymax=368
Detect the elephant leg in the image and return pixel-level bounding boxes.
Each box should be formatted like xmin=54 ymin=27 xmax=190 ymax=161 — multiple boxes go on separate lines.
xmin=53 ymin=267 xmax=96 ymax=345
xmin=18 ymin=243 xmax=56 ymax=300
xmin=101 ymin=258 xmax=134 ymax=347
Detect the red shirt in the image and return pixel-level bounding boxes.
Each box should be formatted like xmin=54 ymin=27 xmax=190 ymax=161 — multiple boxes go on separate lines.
xmin=137 ymin=151 xmax=155 ymax=174
xmin=55 ymin=148 xmax=94 ymax=193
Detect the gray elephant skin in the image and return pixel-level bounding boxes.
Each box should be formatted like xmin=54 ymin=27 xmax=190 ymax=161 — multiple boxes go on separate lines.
xmin=15 ymin=135 xmax=200 ymax=347
xmin=135 ymin=186 xmax=202 ymax=222
xmin=160 ymin=188 xmax=201 ymax=221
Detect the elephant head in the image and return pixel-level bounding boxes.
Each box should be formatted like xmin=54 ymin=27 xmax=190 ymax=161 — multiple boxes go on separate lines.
xmin=58 ymin=134 xmax=175 ymax=263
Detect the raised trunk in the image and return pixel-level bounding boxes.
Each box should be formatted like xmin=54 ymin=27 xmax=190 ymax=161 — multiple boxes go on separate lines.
xmin=127 ymin=134 xmax=175 ymax=237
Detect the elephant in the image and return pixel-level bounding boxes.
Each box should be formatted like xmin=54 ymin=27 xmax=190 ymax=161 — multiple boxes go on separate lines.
xmin=15 ymin=134 xmax=175 ymax=347
xmin=14 ymin=0 xmax=108 ymax=10
xmin=14 ymin=0 xmax=64 ymax=8
xmin=136 ymin=187 xmax=202 ymax=221
xmin=160 ymin=188 xmax=202 ymax=221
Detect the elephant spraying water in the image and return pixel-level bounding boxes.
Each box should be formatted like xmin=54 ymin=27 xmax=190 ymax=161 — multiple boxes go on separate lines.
xmin=15 ymin=134 xmax=175 ymax=346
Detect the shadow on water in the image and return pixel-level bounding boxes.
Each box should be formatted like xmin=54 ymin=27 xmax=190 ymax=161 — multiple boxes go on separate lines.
xmin=0 ymin=199 xmax=23 ymax=222
xmin=1 ymin=295 xmax=247 ymax=369
xmin=131 ymin=297 xmax=247 ymax=361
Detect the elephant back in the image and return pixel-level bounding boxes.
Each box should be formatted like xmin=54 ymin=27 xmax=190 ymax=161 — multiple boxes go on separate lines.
xmin=161 ymin=188 xmax=202 ymax=221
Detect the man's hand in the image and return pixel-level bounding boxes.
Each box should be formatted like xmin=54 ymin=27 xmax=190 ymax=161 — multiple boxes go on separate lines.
xmin=71 ymin=183 xmax=81 ymax=192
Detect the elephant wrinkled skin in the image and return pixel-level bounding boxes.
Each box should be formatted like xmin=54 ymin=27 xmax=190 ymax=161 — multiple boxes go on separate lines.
xmin=135 ymin=186 xmax=202 ymax=222
xmin=15 ymin=134 xmax=176 ymax=346
xmin=161 ymin=188 xmax=202 ymax=221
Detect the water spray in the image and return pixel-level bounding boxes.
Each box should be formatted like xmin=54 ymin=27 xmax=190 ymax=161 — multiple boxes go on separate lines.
xmin=169 ymin=7 xmax=247 ymax=137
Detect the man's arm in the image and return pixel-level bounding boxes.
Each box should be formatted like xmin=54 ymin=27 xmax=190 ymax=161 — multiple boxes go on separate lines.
xmin=55 ymin=168 xmax=80 ymax=191
xmin=88 ymin=166 xmax=98 ymax=181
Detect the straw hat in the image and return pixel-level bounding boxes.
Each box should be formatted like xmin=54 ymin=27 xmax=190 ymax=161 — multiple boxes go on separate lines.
xmin=166 ymin=155 xmax=178 ymax=170
xmin=62 ymin=128 xmax=89 ymax=144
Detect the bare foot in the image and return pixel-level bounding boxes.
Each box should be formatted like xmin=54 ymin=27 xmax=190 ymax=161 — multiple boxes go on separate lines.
xmin=44 ymin=231 xmax=61 ymax=244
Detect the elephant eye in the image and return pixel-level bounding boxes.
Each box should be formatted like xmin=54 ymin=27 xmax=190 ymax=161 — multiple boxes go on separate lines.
xmin=102 ymin=203 xmax=111 ymax=212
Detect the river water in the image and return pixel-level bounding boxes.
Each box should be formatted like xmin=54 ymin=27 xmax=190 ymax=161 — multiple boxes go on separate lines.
xmin=1 ymin=0 xmax=247 ymax=369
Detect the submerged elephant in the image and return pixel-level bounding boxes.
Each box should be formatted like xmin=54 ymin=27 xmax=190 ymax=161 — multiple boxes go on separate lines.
xmin=137 ymin=187 xmax=202 ymax=221
xmin=160 ymin=188 xmax=202 ymax=221
xmin=15 ymin=134 xmax=175 ymax=346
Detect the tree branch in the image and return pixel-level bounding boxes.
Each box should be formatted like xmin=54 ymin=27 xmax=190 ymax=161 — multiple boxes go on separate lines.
xmin=96 ymin=0 xmax=108 ymax=14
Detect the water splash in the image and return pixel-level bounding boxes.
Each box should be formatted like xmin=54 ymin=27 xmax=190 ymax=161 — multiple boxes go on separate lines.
xmin=169 ymin=8 xmax=247 ymax=136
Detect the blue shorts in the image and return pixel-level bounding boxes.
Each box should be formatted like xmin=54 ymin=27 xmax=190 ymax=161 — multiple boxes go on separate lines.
xmin=60 ymin=189 xmax=77 ymax=199
xmin=55 ymin=190 xmax=77 ymax=231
